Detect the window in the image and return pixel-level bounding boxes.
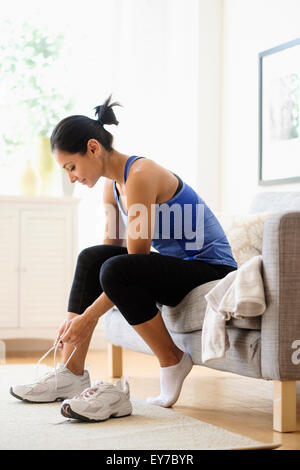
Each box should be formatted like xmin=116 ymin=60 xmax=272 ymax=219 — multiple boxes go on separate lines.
xmin=0 ymin=0 xmax=116 ymax=250
xmin=0 ymin=0 xmax=201 ymax=250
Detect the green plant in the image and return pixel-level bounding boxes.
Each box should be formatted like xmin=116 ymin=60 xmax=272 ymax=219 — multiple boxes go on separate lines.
xmin=0 ymin=19 xmax=74 ymax=156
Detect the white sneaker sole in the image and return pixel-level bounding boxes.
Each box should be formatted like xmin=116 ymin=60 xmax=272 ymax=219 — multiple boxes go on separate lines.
xmin=9 ymin=387 xmax=89 ymax=404
xmin=61 ymin=401 xmax=132 ymax=422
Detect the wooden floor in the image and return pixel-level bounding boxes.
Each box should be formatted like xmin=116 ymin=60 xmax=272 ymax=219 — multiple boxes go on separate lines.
xmin=6 ymin=348 xmax=300 ymax=450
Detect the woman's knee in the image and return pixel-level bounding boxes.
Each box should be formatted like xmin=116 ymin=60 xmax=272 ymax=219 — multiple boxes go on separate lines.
xmin=99 ymin=254 xmax=130 ymax=290
xmin=76 ymin=244 xmax=124 ymax=269
xmin=77 ymin=245 xmax=102 ymax=266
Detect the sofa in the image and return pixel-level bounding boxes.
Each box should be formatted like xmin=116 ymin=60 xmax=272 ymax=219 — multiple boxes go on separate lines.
xmin=102 ymin=191 xmax=300 ymax=432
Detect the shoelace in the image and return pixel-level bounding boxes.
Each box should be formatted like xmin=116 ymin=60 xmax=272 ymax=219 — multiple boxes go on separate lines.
xmin=77 ymin=381 xmax=112 ymax=400
xmin=35 ymin=336 xmax=77 ymax=391
xmin=75 ymin=377 xmax=130 ymax=401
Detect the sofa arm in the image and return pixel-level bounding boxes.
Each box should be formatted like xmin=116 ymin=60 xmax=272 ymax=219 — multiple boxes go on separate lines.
xmin=261 ymin=211 xmax=300 ymax=380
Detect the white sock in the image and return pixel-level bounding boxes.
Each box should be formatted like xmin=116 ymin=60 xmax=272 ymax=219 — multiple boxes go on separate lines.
xmin=147 ymin=352 xmax=193 ymax=408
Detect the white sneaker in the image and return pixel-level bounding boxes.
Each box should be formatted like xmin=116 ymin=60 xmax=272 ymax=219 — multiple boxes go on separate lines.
xmin=10 ymin=363 xmax=91 ymax=403
xmin=61 ymin=377 xmax=132 ymax=422
xmin=10 ymin=343 xmax=90 ymax=403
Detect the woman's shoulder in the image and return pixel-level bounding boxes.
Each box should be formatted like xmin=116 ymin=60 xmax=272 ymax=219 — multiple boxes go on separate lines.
xmin=128 ymin=157 xmax=178 ymax=182
xmin=128 ymin=157 xmax=159 ymax=177
xmin=127 ymin=157 xmax=180 ymax=204
xmin=126 ymin=158 xmax=164 ymax=191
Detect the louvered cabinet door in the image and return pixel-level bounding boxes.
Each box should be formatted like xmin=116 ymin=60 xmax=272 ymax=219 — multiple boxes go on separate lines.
xmin=19 ymin=209 xmax=73 ymax=328
xmin=0 ymin=208 xmax=19 ymax=327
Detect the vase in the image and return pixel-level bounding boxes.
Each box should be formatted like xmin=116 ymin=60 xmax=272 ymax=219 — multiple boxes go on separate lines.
xmin=20 ymin=160 xmax=39 ymax=195
xmin=36 ymin=136 xmax=55 ymax=195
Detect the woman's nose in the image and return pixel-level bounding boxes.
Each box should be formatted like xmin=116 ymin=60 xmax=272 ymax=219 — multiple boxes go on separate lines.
xmin=68 ymin=173 xmax=76 ymax=184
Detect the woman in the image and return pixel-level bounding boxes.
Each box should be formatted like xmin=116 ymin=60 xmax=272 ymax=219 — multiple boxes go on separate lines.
xmin=10 ymin=95 xmax=237 ymax=418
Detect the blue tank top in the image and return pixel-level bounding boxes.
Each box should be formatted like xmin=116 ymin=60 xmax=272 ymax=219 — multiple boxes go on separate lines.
xmin=113 ymin=156 xmax=237 ymax=268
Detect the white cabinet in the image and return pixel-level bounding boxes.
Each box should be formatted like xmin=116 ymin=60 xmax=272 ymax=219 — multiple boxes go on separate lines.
xmin=0 ymin=196 xmax=79 ymax=340
xmin=0 ymin=207 xmax=19 ymax=328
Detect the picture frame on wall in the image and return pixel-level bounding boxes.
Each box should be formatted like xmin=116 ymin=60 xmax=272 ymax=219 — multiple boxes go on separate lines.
xmin=259 ymin=38 xmax=300 ymax=185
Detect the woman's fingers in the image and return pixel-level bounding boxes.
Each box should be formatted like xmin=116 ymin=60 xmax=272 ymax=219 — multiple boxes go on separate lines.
xmin=54 ymin=320 xmax=71 ymax=346
xmin=61 ymin=330 xmax=71 ymax=343
xmin=54 ymin=335 xmax=62 ymax=347
xmin=61 ymin=323 xmax=76 ymax=344
xmin=55 ymin=329 xmax=65 ymax=346
xmin=58 ymin=316 xmax=87 ymax=348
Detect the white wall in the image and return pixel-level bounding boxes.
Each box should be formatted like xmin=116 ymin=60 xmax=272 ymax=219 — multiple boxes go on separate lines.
xmin=75 ymin=0 xmax=224 ymax=252
xmin=221 ymin=0 xmax=300 ymax=213
xmin=107 ymin=0 xmax=223 ymax=210
xmin=197 ymin=0 xmax=222 ymax=210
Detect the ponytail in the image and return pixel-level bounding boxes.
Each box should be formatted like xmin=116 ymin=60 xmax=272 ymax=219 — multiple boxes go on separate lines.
xmin=50 ymin=94 xmax=122 ymax=154
xmin=94 ymin=94 xmax=121 ymax=127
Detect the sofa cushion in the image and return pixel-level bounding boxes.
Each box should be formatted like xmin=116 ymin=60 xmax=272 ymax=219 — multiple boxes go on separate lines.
xmin=249 ymin=191 xmax=300 ymax=213
xmin=102 ymin=309 xmax=262 ymax=379
xmin=215 ymin=212 xmax=273 ymax=267
xmin=158 ymin=280 xmax=261 ymax=333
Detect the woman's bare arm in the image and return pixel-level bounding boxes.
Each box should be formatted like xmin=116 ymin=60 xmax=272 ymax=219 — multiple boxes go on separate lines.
xmin=102 ymin=178 xmax=126 ymax=246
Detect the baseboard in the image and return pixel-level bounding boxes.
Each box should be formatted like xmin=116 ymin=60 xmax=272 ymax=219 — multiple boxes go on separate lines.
xmin=2 ymin=323 xmax=108 ymax=352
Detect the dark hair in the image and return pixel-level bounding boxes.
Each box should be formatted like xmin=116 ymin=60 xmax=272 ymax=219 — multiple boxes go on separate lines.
xmin=50 ymin=94 xmax=122 ymax=154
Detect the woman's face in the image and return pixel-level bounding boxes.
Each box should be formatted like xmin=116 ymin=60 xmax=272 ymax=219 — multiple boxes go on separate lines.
xmin=53 ymin=139 xmax=103 ymax=188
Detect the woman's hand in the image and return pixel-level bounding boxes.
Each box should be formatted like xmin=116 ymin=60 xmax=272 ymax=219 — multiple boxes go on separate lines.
xmin=55 ymin=318 xmax=71 ymax=350
xmin=54 ymin=309 xmax=99 ymax=349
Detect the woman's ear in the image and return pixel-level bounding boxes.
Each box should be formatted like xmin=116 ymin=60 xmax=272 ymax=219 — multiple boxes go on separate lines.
xmin=87 ymin=138 xmax=101 ymax=155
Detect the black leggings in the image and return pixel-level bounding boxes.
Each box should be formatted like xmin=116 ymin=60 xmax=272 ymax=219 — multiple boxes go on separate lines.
xmin=68 ymin=245 xmax=237 ymax=326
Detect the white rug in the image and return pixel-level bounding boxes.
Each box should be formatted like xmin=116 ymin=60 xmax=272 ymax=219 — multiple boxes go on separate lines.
xmin=0 ymin=364 xmax=279 ymax=450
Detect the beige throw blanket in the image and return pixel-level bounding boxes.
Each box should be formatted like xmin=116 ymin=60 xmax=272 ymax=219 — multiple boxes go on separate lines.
xmin=201 ymin=255 xmax=266 ymax=363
